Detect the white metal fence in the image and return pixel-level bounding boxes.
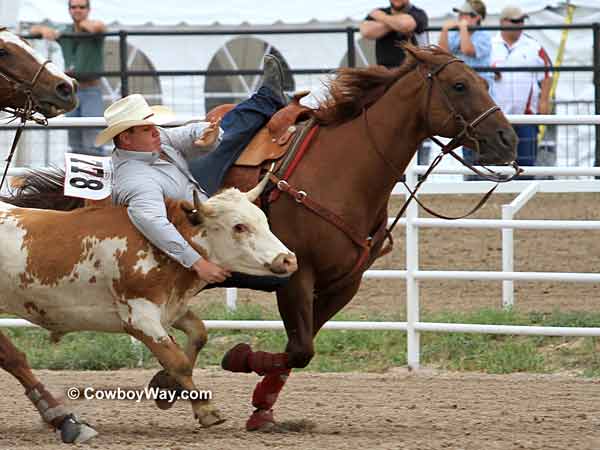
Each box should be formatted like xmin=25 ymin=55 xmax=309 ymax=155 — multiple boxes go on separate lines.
xmin=1 ymin=114 xmax=600 ymax=369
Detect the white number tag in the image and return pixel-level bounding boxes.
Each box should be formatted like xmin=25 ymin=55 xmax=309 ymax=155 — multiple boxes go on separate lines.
xmin=64 ymin=152 xmax=113 ymax=200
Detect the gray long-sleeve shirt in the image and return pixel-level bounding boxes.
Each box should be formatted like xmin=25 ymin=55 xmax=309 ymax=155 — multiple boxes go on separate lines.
xmin=111 ymin=123 xmax=223 ymax=268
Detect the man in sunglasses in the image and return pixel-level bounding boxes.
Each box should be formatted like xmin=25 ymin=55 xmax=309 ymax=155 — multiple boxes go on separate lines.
xmin=491 ymin=6 xmax=553 ymax=170
xmin=31 ymin=1 xmax=107 ymax=156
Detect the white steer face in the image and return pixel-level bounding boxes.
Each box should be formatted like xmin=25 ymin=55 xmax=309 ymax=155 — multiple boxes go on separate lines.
xmin=184 ymin=187 xmax=297 ymax=277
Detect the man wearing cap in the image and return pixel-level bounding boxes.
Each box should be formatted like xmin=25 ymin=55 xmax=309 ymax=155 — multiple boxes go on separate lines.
xmin=96 ymin=55 xmax=287 ymax=283
xmin=491 ymin=6 xmax=553 ymax=168
xmin=360 ymin=0 xmax=429 ymax=69
xmin=439 ymin=0 xmax=492 ymax=174
xmin=439 ymin=0 xmax=493 ymax=89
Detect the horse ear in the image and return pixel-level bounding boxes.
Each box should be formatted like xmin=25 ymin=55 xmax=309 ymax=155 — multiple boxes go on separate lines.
xmin=399 ymin=42 xmax=420 ymax=61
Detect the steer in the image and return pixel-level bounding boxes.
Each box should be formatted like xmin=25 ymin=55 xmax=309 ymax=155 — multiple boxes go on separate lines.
xmin=0 ymin=178 xmax=297 ymax=444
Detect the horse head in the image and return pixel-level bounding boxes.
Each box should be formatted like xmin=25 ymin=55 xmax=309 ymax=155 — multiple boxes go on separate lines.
xmin=0 ymin=28 xmax=77 ymax=118
xmin=403 ymin=44 xmax=517 ymax=165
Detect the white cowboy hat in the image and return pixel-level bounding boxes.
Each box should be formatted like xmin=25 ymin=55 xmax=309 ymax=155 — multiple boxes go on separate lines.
xmin=95 ymin=94 xmax=176 ymax=146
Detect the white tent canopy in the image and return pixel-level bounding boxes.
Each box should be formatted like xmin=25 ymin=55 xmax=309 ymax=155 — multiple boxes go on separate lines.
xmin=9 ymin=0 xmax=600 ymax=25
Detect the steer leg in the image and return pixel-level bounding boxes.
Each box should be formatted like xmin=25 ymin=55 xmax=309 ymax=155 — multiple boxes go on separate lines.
xmin=0 ymin=330 xmax=97 ymax=443
xmin=126 ymin=326 xmax=224 ymax=427
xmin=222 ymin=266 xmax=315 ymax=430
xmin=148 ymin=309 xmax=208 ymax=410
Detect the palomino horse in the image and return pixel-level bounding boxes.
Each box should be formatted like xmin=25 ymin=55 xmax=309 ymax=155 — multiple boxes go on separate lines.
xmin=3 ymin=45 xmax=518 ymax=432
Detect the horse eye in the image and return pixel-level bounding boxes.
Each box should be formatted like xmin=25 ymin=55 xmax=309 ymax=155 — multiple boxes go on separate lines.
xmin=453 ymin=82 xmax=466 ymax=92
xmin=0 ymin=48 xmax=8 ymax=57
xmin=234 ymin=223 xmax=249 ymax=233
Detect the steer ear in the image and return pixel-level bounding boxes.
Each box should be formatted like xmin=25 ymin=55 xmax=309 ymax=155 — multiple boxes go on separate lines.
xmin=181 ymin=191 xmax=212 ymax=226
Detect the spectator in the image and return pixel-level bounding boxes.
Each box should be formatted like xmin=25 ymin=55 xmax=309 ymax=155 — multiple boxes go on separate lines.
xmin=439 ymin=0 xmax=493 ymax=89
xmin=31 ymin=0 xmax=107 ymax=156
xmin=360 ymin=0 xmax=429 ymax=69
xmin=439 ymin=0 xmax=492 ymax=174
xmin=491 ymin=6 xmax=553 ymax=169
xmin=360 ymin=1 xmax=429 ymax=166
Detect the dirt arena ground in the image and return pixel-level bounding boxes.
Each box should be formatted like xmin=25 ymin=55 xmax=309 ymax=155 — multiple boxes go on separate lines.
xmin=1 ymin=368 xmax=600 ymax=450
xmin=2 ymin=192 xmax=600 ymax=449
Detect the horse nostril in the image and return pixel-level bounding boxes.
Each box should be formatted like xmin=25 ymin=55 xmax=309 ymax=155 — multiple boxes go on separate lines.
xmin=497 ymin=129 xmax=512 ymax=148
xmin=56 ymin=82 xmax=73 ymax=100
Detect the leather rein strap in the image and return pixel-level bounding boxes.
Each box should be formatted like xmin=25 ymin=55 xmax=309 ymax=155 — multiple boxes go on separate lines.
xmin=0 ymin=59 xmax=51 ymax=190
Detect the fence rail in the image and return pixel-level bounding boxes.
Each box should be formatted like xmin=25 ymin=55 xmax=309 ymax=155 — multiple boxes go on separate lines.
xmin=1 ymin=115 xmax=600 ymax=369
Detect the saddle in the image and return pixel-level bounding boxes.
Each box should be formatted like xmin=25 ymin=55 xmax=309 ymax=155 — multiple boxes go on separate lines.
xmin=207 ymin=92 xmax=315 ymax=194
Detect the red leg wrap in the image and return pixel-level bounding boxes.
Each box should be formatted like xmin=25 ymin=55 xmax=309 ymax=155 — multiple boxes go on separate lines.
xmin=221 ymin=343 xmax=252 ymax=373
xmin=247 ymin=351 xmax=289 ymax=376
xmin=251 ymin=369 xmax=291 ymax=410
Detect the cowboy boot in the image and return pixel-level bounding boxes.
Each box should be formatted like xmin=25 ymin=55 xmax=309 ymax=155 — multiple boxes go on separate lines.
xmin=260 ymin=55 xmax=287 ymax=105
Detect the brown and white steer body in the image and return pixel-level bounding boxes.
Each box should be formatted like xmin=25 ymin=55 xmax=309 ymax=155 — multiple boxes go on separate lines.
xmin=0 ymin=185 xmax=297 ymax=443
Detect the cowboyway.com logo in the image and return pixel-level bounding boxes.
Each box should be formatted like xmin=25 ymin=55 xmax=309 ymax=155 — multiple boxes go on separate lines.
xmin=66 ymin=386 xmax=212 ymax=403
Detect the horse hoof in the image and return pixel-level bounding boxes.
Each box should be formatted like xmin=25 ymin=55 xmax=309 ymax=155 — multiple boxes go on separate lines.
xmin=148 ymin=369 xmax=181 ymax=410
xmin=221 ymin=343 xmax=252 ymax=373
xmin=198 ymin=410 xmax=226 ymax=428
xmin=246 ymin=409 xmax=275 ymax=431
xmin=59 ymin=414 xmax=98 ymax=444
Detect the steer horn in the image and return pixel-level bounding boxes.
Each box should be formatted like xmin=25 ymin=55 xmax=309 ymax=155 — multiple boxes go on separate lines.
xmin=245 ymin=163 xmax=275 ymax=203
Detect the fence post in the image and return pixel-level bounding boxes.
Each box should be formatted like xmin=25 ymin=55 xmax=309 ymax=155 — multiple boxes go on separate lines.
xmin=405 ymin=155 xmax=420 ymax=370
xmin=346 ymin=26 xmax=356 ymax=68
xmin=119 ymin=30 xmax=129 ymax=98
xmin=593 ymin=23 xmax=600 ymax=167
xmin=501 ymin=204 xmax=514 ymax=309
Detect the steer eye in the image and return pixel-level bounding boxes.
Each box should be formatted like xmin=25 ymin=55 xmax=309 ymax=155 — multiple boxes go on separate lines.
xmin=234 ymin=223 xmax=249 ymax=233
xmin=453 ymin=82 xmax=466 ymax=92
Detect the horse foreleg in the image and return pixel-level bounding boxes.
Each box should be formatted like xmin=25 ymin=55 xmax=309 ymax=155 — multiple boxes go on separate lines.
xmin=148 ymin=309 xmax=208 ymax=410
xmin=247 ymin=278 xmax=363 ymax=431
xmin=0 ymin=330 xmax=97 ymax=443
xmin=222 ymin=266 xmax=315 ymax=430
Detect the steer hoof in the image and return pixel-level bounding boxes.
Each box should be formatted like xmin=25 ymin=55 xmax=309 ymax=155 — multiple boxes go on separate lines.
xmin=148 ymin=369 xmax=182 ymax=410
xmin=221 ymin=343 xmax=252 ymax=373
xmin=246 ymin=408 xmax=275 ymax=431
xmin=197 ymin=409 xmax=226 ymax=428
xmin=58 ymin=414 xmax=98 ymax=444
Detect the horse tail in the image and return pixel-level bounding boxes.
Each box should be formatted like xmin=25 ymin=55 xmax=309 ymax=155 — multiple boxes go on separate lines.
xmin=0 ymin=167 xmax=85 ymax=211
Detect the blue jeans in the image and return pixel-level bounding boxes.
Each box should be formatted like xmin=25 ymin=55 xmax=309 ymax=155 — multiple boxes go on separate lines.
xmin=66 ymin=84 xmax=105 ymax=156
xmin=190 ymin=86 xmax=289 ymax=291
xmin=513 ymin=124 xmax=538 ymax=167
xmin=188 ymin=86 xmax=284 ymax=196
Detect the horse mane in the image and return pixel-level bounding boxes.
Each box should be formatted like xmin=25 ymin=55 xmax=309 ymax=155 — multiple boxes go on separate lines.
xmin=313 ymin=44 xmax=452 ymax=126
xmin=0 ymin=167 xmax=85 ymax=211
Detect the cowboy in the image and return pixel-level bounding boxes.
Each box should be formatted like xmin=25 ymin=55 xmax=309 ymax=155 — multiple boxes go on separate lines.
xmin=96 ymin=55 xmax=287 ymax=284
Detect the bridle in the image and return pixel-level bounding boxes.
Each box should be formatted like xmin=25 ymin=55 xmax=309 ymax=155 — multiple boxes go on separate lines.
xmin=0 ymin=34 xmax=52 ymax=189
xmin=364 ymin=53 xmax=522 ymax=233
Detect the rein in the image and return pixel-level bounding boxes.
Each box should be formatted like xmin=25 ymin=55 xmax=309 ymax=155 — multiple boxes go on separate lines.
xmin=365 ymin=56 xmax=522 ymax=237
xmin=0 ymin=59 xmax=51 ymax=190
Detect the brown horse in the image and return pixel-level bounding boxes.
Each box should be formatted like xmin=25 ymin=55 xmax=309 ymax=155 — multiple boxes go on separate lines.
xmin=3 ymin=45 xmax=517 ymax=433
xmin=220 ymin=44 xmax=517 ymax=430
xmin=0 ymin=28 xmax=77 ymax=118
xmin=0 ymin=28 xmax=87 ymax=444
